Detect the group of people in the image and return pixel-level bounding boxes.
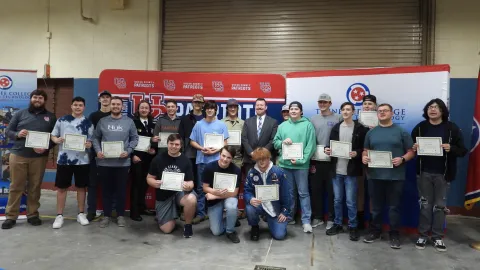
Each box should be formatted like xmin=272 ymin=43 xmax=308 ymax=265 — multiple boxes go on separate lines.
xmin=1 ymin=88 xmax=467 ymax=251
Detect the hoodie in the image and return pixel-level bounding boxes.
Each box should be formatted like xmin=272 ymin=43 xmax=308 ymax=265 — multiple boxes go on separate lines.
xmin=273 ymin=116 xmax=316 ymax=170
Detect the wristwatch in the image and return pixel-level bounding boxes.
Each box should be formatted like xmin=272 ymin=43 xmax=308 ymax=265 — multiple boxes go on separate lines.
xmin=401 ymin=157 xmax=406 ymax=163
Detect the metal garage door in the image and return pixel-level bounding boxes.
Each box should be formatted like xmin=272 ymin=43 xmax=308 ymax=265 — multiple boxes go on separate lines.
xmin=161 ymin=0 xmax=432 ymax=74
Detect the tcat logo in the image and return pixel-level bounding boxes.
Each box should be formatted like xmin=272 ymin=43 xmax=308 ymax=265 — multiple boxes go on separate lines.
xmin=212 ymin=81 xmax=224 ymax=92
xmin=108 ymin=125 xmax=124 ymax=131
xmin=163 ymin=80 xmax=175 ymax=91
xmin=114 ymin=78 xmax=127 ymax=89
xmin=0 ymin=75 xmax=13 ymax=90
xmin=260 ymin=82 xmax=272 ymax=93
xmin=346 ymin=83 xmax=370 ymax=106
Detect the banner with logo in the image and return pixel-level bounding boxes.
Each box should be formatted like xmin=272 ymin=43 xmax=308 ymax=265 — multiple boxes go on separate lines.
xmin=99 ymin=70 xmax=286 ymax=210
xmin=0 ymin=69 xmax=37 ymax=218
xmin=286 ymin=65 xmax=450 ymax=227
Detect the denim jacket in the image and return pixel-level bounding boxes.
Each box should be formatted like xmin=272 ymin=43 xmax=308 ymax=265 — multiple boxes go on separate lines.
xmin=244 ymin=163 xmax=292 ymax=218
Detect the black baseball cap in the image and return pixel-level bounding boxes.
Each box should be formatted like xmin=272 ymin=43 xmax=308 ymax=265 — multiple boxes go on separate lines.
xmin=363 ymin=95 xmax=377 ymax=103
xmin=99 ymin=90 xmax=112 ymax=97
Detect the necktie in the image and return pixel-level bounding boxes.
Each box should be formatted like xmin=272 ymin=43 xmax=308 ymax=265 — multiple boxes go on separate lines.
xmin=143 ymin=121 xmax=148 ymax=129
xmin=257 ymin=116 xmax=263 ymax=138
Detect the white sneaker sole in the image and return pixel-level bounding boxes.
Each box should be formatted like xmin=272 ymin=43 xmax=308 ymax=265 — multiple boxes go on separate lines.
xmin=415 ymin=245 xmax=426 ymax=250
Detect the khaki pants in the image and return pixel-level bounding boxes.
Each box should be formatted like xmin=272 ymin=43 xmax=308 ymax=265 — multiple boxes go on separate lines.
xmin=6 ymin=153 xmax=48 ymax=220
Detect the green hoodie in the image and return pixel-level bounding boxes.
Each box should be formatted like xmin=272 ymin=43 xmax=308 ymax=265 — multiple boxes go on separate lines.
xmin=274 ymin=116 xmax=316 ymax=170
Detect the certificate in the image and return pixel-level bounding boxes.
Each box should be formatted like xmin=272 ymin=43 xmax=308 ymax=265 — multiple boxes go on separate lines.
xmin=213 ymin=172 xmax=237 ymax=192
xmin=157 ymin=132 xmax=173 ymax=148
xmin=135 ymin=136 xmax=151 ymax=152
xmin=417 ymin=137 xmax=443 ymax=156
xmin=227 ymin=130 xmax=241 ymax=146
xmin=160 ymin=171 xmax=184 ymax=192
xmin=255 ymin=185 xmax=279 ymax=202
xmin=102 ymin=141 xmax=124 ymax=158
xmin=63 ymin=134 xmax=86 ymax=151
xmin=311 ymin=145 xmax=331 ymax=161
xmin=25 ymin=131 xmax=50 ymax=149
xmin=368 ymin=150 xmax=393 ymax=168
xmin=330 ymin=140 xmax=352 ymax=159
xmin=282 ymin=143 xmax=304 ymax=160
xmin=204 ymin=133 xmax=224 ymax=149
xmin=359 ymin=111 xmax=378 ymax=127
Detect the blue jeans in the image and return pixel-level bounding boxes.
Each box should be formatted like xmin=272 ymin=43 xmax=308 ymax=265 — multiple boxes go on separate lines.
xmin=196 ymin=163 xmax=206 ymax=217
xmin=207 ymin=197 xmax=238 ymax=235
xmin=332 ymin=174 xmax=358 ymax=228
xmin=246 ymin=204 xmax=288 ymax=240
xmin=283 ymin=168 xmax=311 ymax=224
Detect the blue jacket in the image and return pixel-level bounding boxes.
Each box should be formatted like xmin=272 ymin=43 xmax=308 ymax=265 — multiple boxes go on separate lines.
xmin=244 ymin=163 xmax=292 ymax=218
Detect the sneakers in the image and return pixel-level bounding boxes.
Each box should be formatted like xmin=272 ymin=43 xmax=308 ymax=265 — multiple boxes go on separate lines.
xmin=288 ymin=220 xmax=296 ymax=225
xmin=326 ymin=221 xmax=334 ymax=230
xmin=226 ymin=232 xmax=240 ymax=243
xmin=100 ymin=217 xmax=110 ymax=228
xmin=86 ymin=212 xmax=96 ymax=222
xmin=349 ymin=227 xmax=359 ymax=241
xmin=415 ymin=237 xmax=428 ymax=250
xmin=433 ymin=238 xmax=447 ymax=252
xmin=52 ymin=215 xmax=64 ymax=229
xmin=2 ymin=219 xmax=16 ymax=230
xmin=303 ymin=223 xmax=313 ymax=233
xmin=117 ymin=216 xmax=126 ymax=227
xmin=311 ymin=218 xmax=324 ymax=228
xmin=363 ymin=232 xmax=380 ymax=243
xmin=77 ymin=213 xmax=90 ymax=226
xmin=192 ymin=215 xmax=207 ymax=224
xmin=235 ymin=220 xmax=241 ymax=227
xmin=250 ymin=226 xmax=260 ymax=241
xmin=390 ymin=235 xmax=401 ymax=249
xmin=326 ymin=224 xmax=343 ymax=236
xmin=27 ymin=216 xmax=42 ymax=226
xmin=183 ymin=224 xmax=193 ymax=238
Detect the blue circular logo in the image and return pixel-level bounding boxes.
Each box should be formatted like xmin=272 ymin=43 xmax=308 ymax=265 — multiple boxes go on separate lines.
xmin=346 ymin=83 xmax=370 ymax=106
xmin=0 ymin=75 xmax=13 ymax=90
xmin=471 ymin=118 xmax=479 ymax=153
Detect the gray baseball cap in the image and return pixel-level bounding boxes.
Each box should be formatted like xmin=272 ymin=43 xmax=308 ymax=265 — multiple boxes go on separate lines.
xmin=318 ymin=93 xmax=332 ymax=102
xmin=281 ymin=105 xmax=289 ymax=111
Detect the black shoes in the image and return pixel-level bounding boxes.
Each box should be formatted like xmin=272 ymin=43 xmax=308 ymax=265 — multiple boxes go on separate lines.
xmin=389 ymin=235 xmax=401 ymax=249
xmin=363 ymin=231 xmax=381 ymax=243
xmin=130 ymin=215 xmax=143 ymax=222
xmin=349 ymin=227 xmax=360 ymax=241
xmin=250 ymin=225 xmax=260 ymax=241
xmin=183 ymin=224 xmax=193 ymax=238
xmin=1 ymin=219 xmax=16 ymax=229
xmin=235 ymin=220 xmax=241 ymax=227
xmin=86 ymin=212 xmax=96 ymax=222
xmin=227 ymin=231 xmax=240 ymax=243
xmin=27 ymin=216 xmax=42 ymax=226
xmin=326 ymin=224 xmax=343 ymax=236
xmin=415 ymin=237 xmax=427 ymax=250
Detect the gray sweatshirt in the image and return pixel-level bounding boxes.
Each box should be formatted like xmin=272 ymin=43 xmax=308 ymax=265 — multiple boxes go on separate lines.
xmin=310 ymin=113 xmax=342 ymax=146
xmin=92 ymin=115 xmax=139 ymax=167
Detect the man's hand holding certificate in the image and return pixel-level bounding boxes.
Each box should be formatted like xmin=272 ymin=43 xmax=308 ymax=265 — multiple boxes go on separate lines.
xmin=367 ymin=150 xmax=393 ymax=168
xmin=359 ymin=111 xmax=379 ymax=127
xmin=227 ymin=130 xmax=241 ymax=146
xmin=329 ymin=140 xmax=352 ymax=159
xmin=282 ymin=142 xmax=304 ymax=160
xmin=101 ymin=141 xmax=124 ymax=158
xmin=135 ymin=135 xmax=151 ymax=152
xmin=255 ymin=185 xmax=279 ymax=202
xmin=157 ymin=132 xmax=173 ymax=148
xmin=416 ymin=137 xmax=443 ymax=156
xmin=25 ymin=131 xmax=50 ymax=149
xmin=160 ymin=171 xmax=184 ymax=192
xmin=63 ymin=134 xmax=87 ymax=151
xmin=213 ymin=172 xmax=237 ymax=192
xmin=312 ymin=145 xmax=331 ymax=161
xmin=204 ymin=133 xmax=224 ymax=149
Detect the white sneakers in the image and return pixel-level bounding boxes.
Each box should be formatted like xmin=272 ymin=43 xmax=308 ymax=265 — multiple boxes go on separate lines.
xmin=303 ymin=223 xmax=313 ymax=233
xmin=52 ymin=213 xmax=89 ymax=229
xmin=311 ymin=219 xmax=324 ymax=228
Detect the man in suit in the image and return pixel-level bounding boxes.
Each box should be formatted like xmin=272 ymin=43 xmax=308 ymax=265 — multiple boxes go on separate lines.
xmin=241 ymin=98 xmax=279 ymax=174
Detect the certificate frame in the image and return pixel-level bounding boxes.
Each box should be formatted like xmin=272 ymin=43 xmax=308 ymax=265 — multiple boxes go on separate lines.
xmin=160 ymin=171 xmax=184 ymax=192
xmin=213 ymin=172 xmax=237 ymax=192
xmin=227 ymin=130 xmax=241 ymax=146
xmin=367 ymin=150 xmax=393 ymax=168
xmin=204 ymin=133 xmax=224 ymax=149
xmin=101 ymin=141 xmax=124 ymax=158
xmin=311 ymin=145 xmax=331 ymax=161
xmin=416 ymin=137 xmax=443 ymax=156
xmin=135 ymin=135 xmax=151 ymax=152
xmin=157 ymin=132 xmax=173 ymax=148
xmin=255 ymin=185 xmax=279 ymax=202
xmin=358 ymin=111 xmax=379 ymax=127
xmin=330 ymin=140 xmax=352 ymax=159
xmin=282 ymin=142 xmax=304 ymax=160
xmin=63 ymin=133 xmax=86 ymax=151
xmin=25 ymin=131 xmax=50 ymax=149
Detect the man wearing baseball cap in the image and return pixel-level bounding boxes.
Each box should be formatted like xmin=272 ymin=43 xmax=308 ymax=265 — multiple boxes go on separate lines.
xmin=309 ymin=93 xmax=342 ymax=229
xmin=223 ymin=99 xmax=244 ymax=168
xmin=362 ymin=95 xmax=377 ymax=112
xmin=281 ymin=105 xmax=289 ymax=122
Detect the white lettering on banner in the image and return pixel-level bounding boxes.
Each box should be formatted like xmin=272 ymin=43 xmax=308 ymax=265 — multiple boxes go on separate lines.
xmin=134 ymin=81 xmax=155 ymax=88
xmin=108 ymin=125 xmax=124 ymax=131
xmin=183 ymin=82 xmax=203 ymax=90
xmin=231 ymin=84 xmax=251 ymax=91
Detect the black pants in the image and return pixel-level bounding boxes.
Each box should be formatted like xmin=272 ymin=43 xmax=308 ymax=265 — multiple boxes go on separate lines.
xmin=190 ymin=158 xmax=198 ymax=190
xmin=369 ymin=179 xmax=404 ymax=235
xmin=98 ymin=166 xmax=129 ymax=217
xmin=130 ymin=160 xmax=151 ymax=216
xmin=308 ymin=161 xmax=334 ymax=221
xmin=87 ymin=154 xmax=99 ymax=214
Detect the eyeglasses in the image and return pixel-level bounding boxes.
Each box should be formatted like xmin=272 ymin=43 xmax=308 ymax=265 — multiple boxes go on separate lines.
xmin=428 ymin=105 xmax=439 ymax=110
xmin=377 ymin=110 xmax=391 ymax=113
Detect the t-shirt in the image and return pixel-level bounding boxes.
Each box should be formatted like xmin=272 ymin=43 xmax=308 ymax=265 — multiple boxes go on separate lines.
xmin=51 ymin=115 xmax=94 ymax=165
xmin=310 ymin=113 xmax=342 ymax=146
xmin=421 ymin=122 xmax=447 ymax=174
xmin=148 ymin=152 xmax=194 ymax=201
xmin=189 ymin=118 xmax=229 ymax=164
xmin=364 ymin=124 xmax=413 ymax=180
xmin=194 ymin=114 xmax=203 ymax=122
xmin=89 ymin=110 xmax=110 ymax=129
xmin=336 ymin=122 xmax=354 ymax=175
xmin=202 ymin=161 xmax=241 ymax=207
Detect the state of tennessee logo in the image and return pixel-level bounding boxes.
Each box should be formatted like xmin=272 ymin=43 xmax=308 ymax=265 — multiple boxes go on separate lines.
xmin=346 ymin=83 xmax=370 ymax=106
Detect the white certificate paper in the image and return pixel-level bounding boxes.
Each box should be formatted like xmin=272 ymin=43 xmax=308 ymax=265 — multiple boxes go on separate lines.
xmin=255 ymin=185 xmax=279 ymax=202
xmin=135 ymin=136 xmax=151 ymax=152
xmin=359 ymin=111 xmax=379 ymax=127
xmin=204 ymin=133 xmax=224 ymax=149
xmin=63 ymin=134 xmax=86 ymax=151
xmin=417 ymin=137 xmax=443 ymax=156
xmin=330 ymin=140 xmax=352 ymax=159
xmin=102 ymin=141 xmax=124 ymax=158
xmin=213 ymin=172 xmax=237 ymax=192
xmin=311 ymin=145 xmax=331 ymax=161
xmin=282 ymin=143 xmax=304 ymax=160
xmin=158 ymin=132 xmax=173 ymax=148
xmin=25 ymin=131 xmax=50 ymax=149
xmin=160 ymin=171 xmax=184 ymax=192
xmin=368 ymin=150 xmax=393 ymax=168
xmin=227 ymin=130 xmax=241 ymax=146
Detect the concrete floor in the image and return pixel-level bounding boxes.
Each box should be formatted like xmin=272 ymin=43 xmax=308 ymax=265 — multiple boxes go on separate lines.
xmin=1 ymin=191 xmax=480 ymax=270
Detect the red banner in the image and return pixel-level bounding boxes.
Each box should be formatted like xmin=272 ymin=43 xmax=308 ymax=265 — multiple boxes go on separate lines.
xmin=465 ymin=68 xmax=480 ymax=210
